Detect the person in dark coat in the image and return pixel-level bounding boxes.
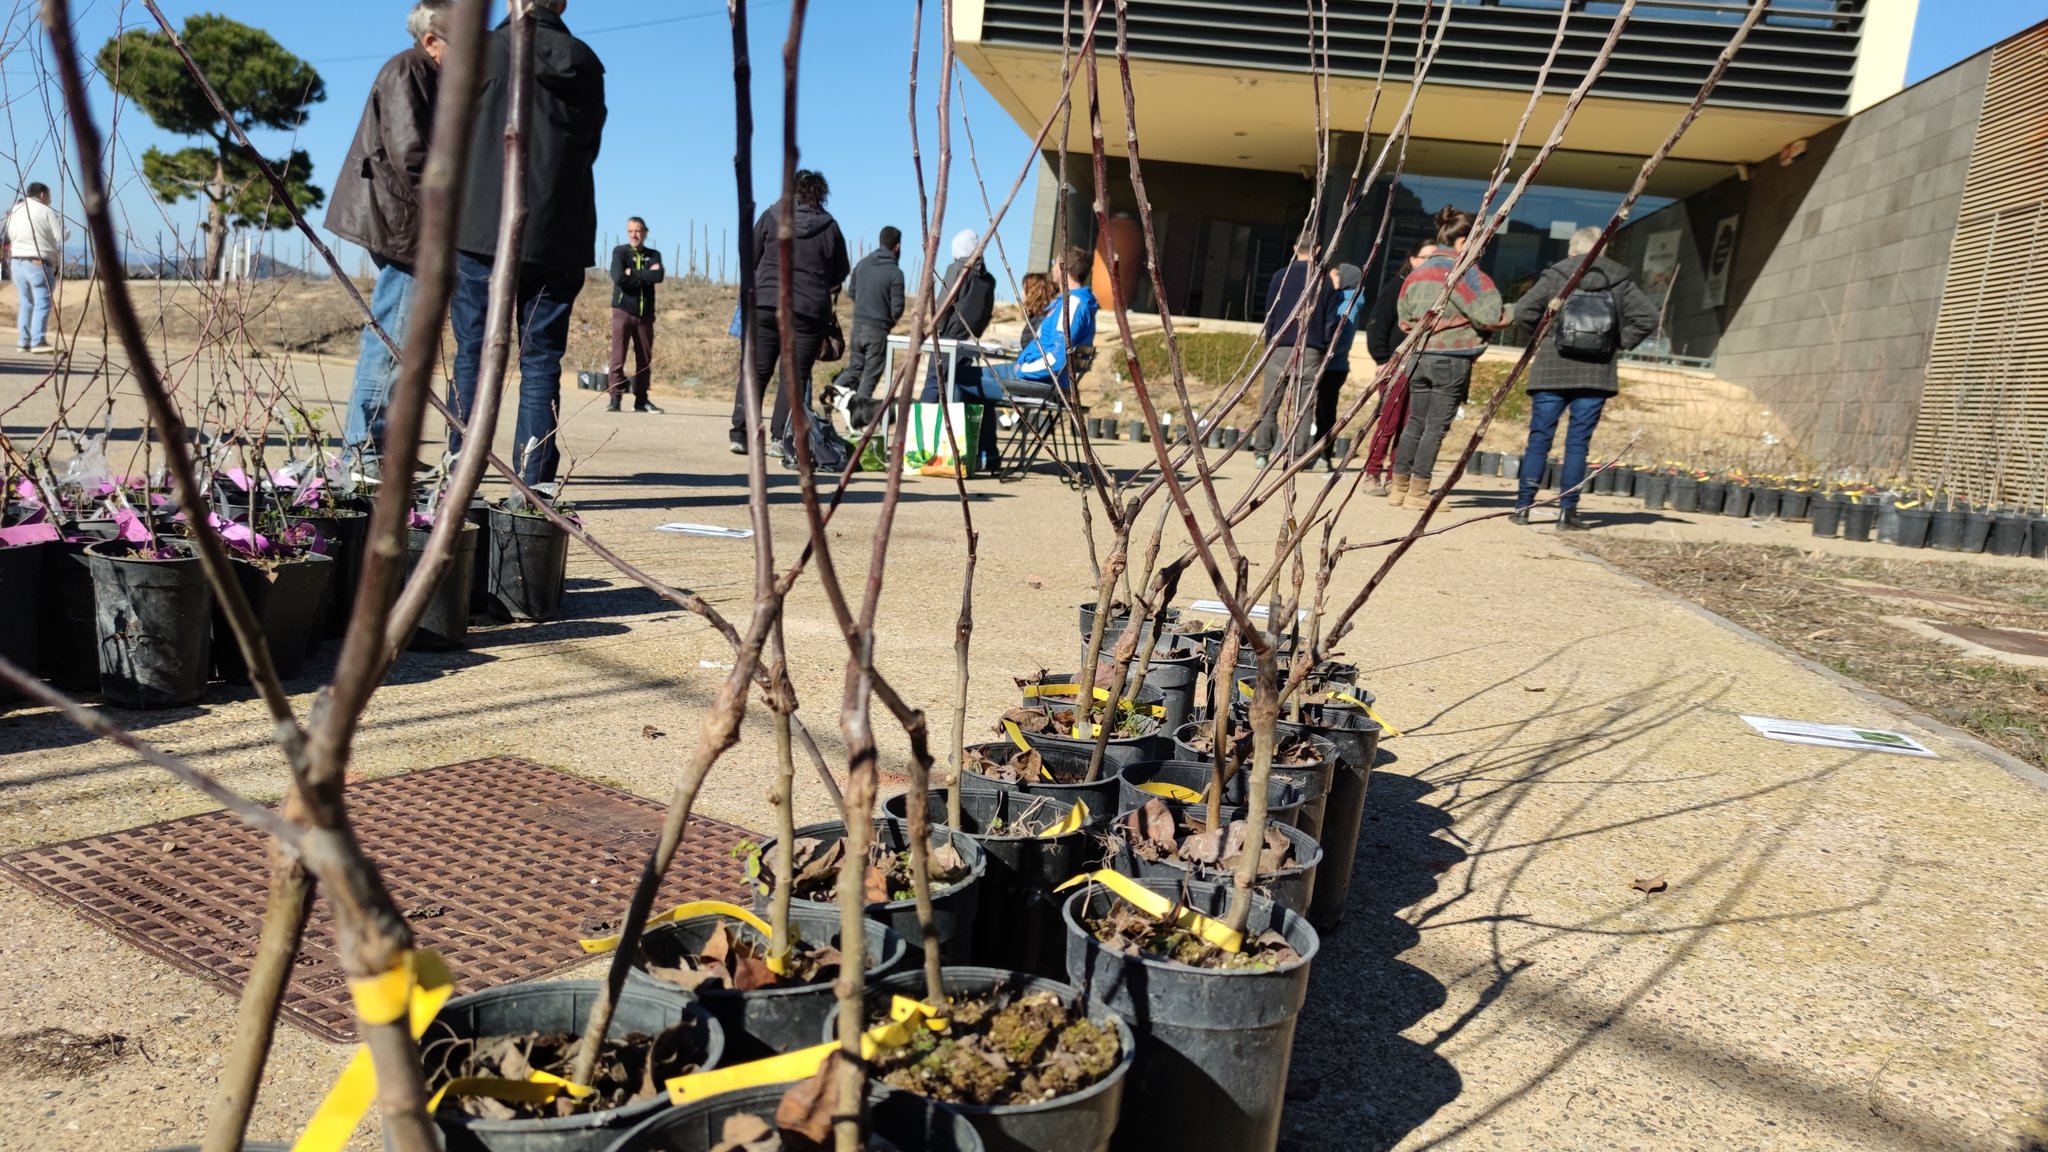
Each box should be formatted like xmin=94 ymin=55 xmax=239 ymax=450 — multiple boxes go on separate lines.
xmin=1361 ymin=241 xmax=1432 ymax=493
xmin=731 ymin=168 xmax=850 ymax=455
xmin=606 ymin=216 xmax=663 ymax=413
xmin=325 ymin=0 xmax=452 ymax=471
xmin=447 ymin=0 xmax=605 ymax=486
xmin=1253 ymin=240 xmax=1344 ymax=466
xmin=916 ymin=229 xmax=997 ymax=404
xmin=828 ymin=225 xmax=905 ymax=409
xmin=1509 ymin=226 xmax=1659 ymax=530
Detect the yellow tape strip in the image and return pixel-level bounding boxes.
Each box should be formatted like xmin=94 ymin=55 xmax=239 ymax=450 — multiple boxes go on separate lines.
xmin=666 ymin=997 xmax=946 ymax=1105
xmin=1334 ymin=692 xmax=1403 ymax=739
xmin=1138 ymin=780 xmax=1206 ymax=803
xmin=293 ymin=950 xmax=455 ymax=1152
xmin=1036 ymin=798 xmax=1089 ymax=837
xmin=1023 ymin=683 xmax=1166 ymax=718
xmin=1054 ymin=869 xmax=1243 ymax=953
xmin=1002 ymin=720 xmax=1054 ymax=780
xmin=426 ymin=1070 xmax=596 ymax=1114
xmin=580 ymin=899 xmax=790 ymax=976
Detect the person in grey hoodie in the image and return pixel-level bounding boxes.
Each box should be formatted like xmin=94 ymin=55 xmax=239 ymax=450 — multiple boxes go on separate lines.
xmin=731 ymin=168 xmax=849 ymax=454
xmin=1509 ymin=226 xmax=1659 ymax=531
xmin=829 ymin=225 xmax=904 ymax=409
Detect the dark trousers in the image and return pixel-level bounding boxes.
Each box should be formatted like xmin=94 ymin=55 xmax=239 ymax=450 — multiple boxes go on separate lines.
xmin=608 ymin=307 xmax=654 ymax=403
xmin=1314 ymin=368 xmax=1345 ymax=458
xmin=1252 ymin=344 xmax=1324 ymax=460
xmin=831 ymin=321 xmax=890 ymax=402
xmin=1392 ymin=354 xmax=1472 ymax=480
xmin=732 ymin=309 xmax=826 ymax=446
xmin=449 ymin=251 xmax=583 ymax=486
xmin=1518 ymin=389 xmax=1608 ymax=511
xmin=1364 ymin=371 xmax=1410 ymax=479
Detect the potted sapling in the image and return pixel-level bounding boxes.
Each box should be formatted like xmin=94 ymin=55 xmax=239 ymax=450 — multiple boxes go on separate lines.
xmin=207 ymin=513 xmax=333 ymax=682
xmin=87 ymin=504 xmax=213 ymax=707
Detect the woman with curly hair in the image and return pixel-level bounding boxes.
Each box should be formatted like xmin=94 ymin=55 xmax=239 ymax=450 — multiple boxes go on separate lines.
xmin=732 ymin=168 xmax=850 ymax=457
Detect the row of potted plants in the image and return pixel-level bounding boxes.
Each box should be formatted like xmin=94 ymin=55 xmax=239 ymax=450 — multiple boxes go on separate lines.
xmin=394 ymin=603 xmax=1380 ymax=1152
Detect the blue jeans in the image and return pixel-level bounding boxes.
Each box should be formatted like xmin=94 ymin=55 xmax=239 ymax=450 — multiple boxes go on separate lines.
xmin=342 ymin=259 xmax=416 ymax=461
xmin=448 ymin=251 xmax=584 ymax=485
xmin=1518 ymin=389 xmax=1607 ymax=511
xmin=12 ymin=259 xmax=51 ymax=347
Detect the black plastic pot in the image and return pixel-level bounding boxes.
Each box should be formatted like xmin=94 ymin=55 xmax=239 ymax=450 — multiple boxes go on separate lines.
xmin=1990 ymin=514 xmax=2029 ymax=557
xmin=213 ymin=553 xmax=333 ymax=683
xmin=605 ymin=1083 xmax=983 ymax=1152
xmin=421 ymin=980 xmax=723 ymax=1152
xmin=1111 ymin=805 xmax=1322 ymax=917
xmin=1841 ymin=501 xmax=1878 ymax=543
xmin=1167 ymin=719 xmax=1333 ymax=840
xmin=2030 ymin=516 xmax=2048 ymax=560
xmin=87 ymin=540 xmax=212 ymax=708
xmin=1929 ymin=509 xmax=1968 ymax=551
xmin=1612 ymin=467 xmax=1636 ymax=498
xmin=43 ymin=521 xmax=117 ymax=687
xmin=1063 ymin=877 xmax=1316 ymax=1152
xmin=1115 ymin=760 xmax=1306 ymax=829
xmin=1696 ymin=480 xmax=1727 ymax=515
xmin=752 ymin=817 xmax=986 ymax=963
xmin=885 ymin=789 xmax=1100 ymax=977
xmin=1895 ymin=507 xmax=1932 ymax=549
xmin=1474 ymin=451 xmax=1495 ymax=476
xmin=1810 ymin=496 xmax=1844 ymax=538
xmin=1780 ymin=489 xmax=1812 ymax=521
xmin=1722 ymin=484 xmax=1752 ymax=518
xmin=1640 ymin=472 xmax=1670 ymax=510
xmin=1075 ymin=602 xmax=1179 ymax=654
xmin=489 ymin=502 xmax=572 ymax=621
xmin=1138 ymin=647 xmax=1201 ymax=734
xmin=401 ymin=520 xmax=480 ymax=650
xmin=830 ymin=967 xmax=1134 ymax=1152
xmin=1126 ymin=420 xmax=1149 ymax=443
xmin=630 ymin=903 xmax=905 ymax=1062
xmin=1292 ymin=703 xmax=1381 ymax=930
xmin=0 ymin=541 xmax=49 ymax=688
xmin=1669 ymin=475 xmax=1700 ymax=513
xmin=297 ymin=508 xmax=370 ymax=639
xmin=462 ymin=496 xmax=494 ymax=615
xmin=1541 ymin=457 xmax=1559 ymax=490
xmin=1961 ymin=511 xmax=1993 ymax=554
xmin=1749 ymin=486 xmax=1782 ymax=520
xmin=1592 ymin=466 xmax=1615 ymax=496
xmin=1009 ymin=698 xmax=1167 ymax=778
xmin=1876 ymin=498 xmax=1902 ymax=544
xmin=960 ymin=740 xmax=1126 ymax=820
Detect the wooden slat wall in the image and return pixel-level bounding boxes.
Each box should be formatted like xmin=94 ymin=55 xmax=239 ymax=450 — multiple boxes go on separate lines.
xmin=1913 ymin=25 xmax=2048 ymax=504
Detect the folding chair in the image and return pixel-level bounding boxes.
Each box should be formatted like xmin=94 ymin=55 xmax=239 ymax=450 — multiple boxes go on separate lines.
xmin=992 ymin=346 xmax=1099 ymax=488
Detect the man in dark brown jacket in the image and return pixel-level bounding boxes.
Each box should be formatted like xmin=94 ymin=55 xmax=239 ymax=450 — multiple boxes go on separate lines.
xmin=325 ymin=0 xmax=452 ymax=471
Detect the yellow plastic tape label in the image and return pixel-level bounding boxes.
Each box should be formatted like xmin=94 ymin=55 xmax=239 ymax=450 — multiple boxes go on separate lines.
xmin=581 ymin=899 xmax=790 ymax=977
xmin=294 ymin=950 xmax=455 ymax=1152
xmin=1002 ymin=720 xmax=1054 ymax=780
xmin=667 ymin=998 xmax=945 ymax=1105
xmin=1138 ymin=780 xmax=1206 ymax=803
xmin=1022 ymin=684 xmax=1165 ymax=718
xmin=1036 ymin=799 xmax=1089 ymax=837
xmin=1334 ymin=692 xmax=1403 ymax=739
xmin=426 ymin=1070 xmax=595 ymax=1114
xmin=1054 ymin=869 xmax=1243 ymax=953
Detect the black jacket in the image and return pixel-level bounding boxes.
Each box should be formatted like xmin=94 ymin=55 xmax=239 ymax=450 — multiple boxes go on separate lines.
xmin=752 ymin=200 xmax=850 ymax=323
xmin=935 ymin=257 xmax=996 ymax=341
xmin=457 ymin=10 xmax=606 ymax=269
xmin=610 ymin=244 xmax=663 ymax=316
xmin=1262 ymin=261 xmax=1342 ymax=352
xmin=847 ymin=247 xmax=905 ymax=331
xmin=324 ymin=47 xmax=436 ymax=265
xmin=1363 ymin=270 xmax=1407 ymax=365
xmin=1511 ymin=255 xmax=1660 ymax=396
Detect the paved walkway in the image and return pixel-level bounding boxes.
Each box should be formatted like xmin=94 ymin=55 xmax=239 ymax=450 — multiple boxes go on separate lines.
xmin=0 ymin=369 xmax=2043 ymax=1150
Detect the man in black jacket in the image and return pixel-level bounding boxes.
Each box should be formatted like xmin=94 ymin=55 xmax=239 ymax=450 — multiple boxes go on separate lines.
xmin=1361 ymin=241 xmax=1432 ymax=493
xmin=326 ymin=0 xmax=453 ymax=471
xmin=606 ymin=216 xmax=663 ymax=413
xmin=827 ymin=225 xmax=904 ymax=412
xmin=1253 ymin=241 xmax=1344 ymax=465
xmin=918 ymin=228 xmax=996 ymax=404
xmin=448 ymin=0 xmax=605 ymax=486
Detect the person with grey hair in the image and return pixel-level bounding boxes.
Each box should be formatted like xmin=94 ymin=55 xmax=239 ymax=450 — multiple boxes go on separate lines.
xmin=325 ymin=0 xmax=454 ymax=472
xmin=1508 ymin=224 xmax=1659 ymax=530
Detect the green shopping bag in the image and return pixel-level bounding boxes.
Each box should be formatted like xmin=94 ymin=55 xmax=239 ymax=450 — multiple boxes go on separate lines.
xmin=903 ymin=402 xmax=985 ymax=476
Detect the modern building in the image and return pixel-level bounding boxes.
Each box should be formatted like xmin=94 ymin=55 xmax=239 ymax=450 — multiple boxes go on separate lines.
xmin=959 ymin=2 xmax=2048 ymax=499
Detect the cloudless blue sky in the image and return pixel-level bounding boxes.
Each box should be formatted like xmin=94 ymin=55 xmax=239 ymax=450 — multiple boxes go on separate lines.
xmin=0 ymin=0 xmax=2040 ymax=298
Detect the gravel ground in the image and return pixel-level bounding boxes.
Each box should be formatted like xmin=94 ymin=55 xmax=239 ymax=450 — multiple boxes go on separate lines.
xmin=1 ymin=353 xmax=2044 ymax=1151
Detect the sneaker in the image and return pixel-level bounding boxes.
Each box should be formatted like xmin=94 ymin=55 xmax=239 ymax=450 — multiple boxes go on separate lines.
xmin=1557 ymin=510 xmax=1591 ymax=532
xmin=1254 ymin=454 xmax=1270 ymax=468
xmin=1509 ymin=507 xmax=1533 ymax=526
xmin=1368 ymin=475 xmax=1389 ymax=497
xmin=1313 ymin=455 xmax=1334 ymax=474
xmin=728 ymin=438 xmax=747 ymax=456
xmin=634 ymin=401 xmax=665 ymax=414
xmin=28 ymin=342 xmax=54 ymax=354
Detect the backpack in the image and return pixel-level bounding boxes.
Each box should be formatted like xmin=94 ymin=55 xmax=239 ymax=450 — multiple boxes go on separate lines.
xmin=1553 ymin=286 xmax=1619 ymax=362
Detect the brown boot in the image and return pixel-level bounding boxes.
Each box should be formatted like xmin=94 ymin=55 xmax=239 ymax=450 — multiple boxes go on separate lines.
xmin=1412 ymin=474 xmax=1433 ymax=504
xmin=1387 ymin=473 xmax=1410 ymax=508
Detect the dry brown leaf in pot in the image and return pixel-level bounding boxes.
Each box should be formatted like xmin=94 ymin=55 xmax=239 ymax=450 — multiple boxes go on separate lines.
xmin=776 ymin=1050 xmax=843 ymax=1143
xmin=709 ymin=1112 xmax=779 ymax=1152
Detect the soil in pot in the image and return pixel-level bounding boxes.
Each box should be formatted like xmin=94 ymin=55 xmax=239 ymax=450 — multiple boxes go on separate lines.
xmin=87 ymin=540 xmax=212 ymax=708
xmin=749 ymin=818 xmax=985 ymax=962
xmin=424 ymin=1020 xmax=709 ymax=1121
xmin=213 ymin=552 xmax=332 ymax=682
xmin=960 ymin=741 xmax=1125 ymax=818
xmin=489 ymin=500 xmax=573 ymax=621
xmin=1063 ymin=876 xmax=1315 ymax=1152
xmin=996 ymin=699 xmax=1163 ymax=774
xmin=1112 ymin=798 xmax=1321 ymax=917
xmin=1115 ymin=760 xmax=1305 ymax=829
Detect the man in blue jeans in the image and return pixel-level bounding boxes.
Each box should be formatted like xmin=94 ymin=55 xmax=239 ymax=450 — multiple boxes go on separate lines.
xmin=1509 ymin=227 xmax=1658 ymax=531
xmin=323 ymin=0 xmax=451 ymax=473
xmin=448 ymin=0 xmax=605 ymax=486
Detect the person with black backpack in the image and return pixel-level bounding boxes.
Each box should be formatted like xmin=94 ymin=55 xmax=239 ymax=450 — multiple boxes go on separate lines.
xmin=1508 ymin=226 xmax=1659 ymax=530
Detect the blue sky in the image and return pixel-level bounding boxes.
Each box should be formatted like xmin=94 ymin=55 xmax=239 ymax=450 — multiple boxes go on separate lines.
xmin=0 ymin=0 xmax=2039 ymax=296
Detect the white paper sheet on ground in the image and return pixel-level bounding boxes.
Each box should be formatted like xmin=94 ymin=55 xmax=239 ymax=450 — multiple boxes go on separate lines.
xmin=1184 ymin=599 xmax=1310 ymax=622
xmin=656 ymin=523 xmax=754 ymax=539
xmin=1739 ymin=715 xmax=1936 ymax=758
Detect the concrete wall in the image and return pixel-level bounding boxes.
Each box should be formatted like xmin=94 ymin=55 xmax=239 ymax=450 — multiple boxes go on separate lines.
xmin=1673 ymin=55 xmax=1989 ymax=473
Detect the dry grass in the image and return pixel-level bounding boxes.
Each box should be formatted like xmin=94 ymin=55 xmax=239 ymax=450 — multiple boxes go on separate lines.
xmin=1580 ymin=538 xmax=2048 ymax=768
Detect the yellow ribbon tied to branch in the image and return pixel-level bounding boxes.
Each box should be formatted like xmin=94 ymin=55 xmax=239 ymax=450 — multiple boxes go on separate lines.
xmin=293 ymin=949 xmax=456 ymax=1152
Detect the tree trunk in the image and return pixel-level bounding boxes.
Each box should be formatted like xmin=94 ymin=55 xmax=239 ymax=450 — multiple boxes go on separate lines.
xmin=203 ymin=147 xmax=227 ymax=281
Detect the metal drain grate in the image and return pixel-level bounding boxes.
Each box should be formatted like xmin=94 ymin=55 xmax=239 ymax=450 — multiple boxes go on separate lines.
xmin=0 ymin=757 xmax=758 ymax=1042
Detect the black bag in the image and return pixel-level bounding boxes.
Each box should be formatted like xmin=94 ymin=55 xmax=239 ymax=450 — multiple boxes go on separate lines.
xmin=1553 ymin=288 xmax=1619 ymax=362
xmin=817 ymin=314 xmax=847 ymax=364
xmin=780 ymin=415 xmax=855 ymax=473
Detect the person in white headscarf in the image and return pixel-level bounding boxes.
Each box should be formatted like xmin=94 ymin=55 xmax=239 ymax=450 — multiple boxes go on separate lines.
xmin=934 ymin=229 xmax=995 ymax=344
